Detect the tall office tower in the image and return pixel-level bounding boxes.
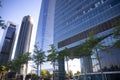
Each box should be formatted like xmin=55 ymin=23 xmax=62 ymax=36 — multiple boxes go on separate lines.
xmin=15 ymin=15 xmax=33 ymax=74
xmin=54 ymin=0 xmax=120 ymax=80
xmin=35 ymin=0 xmax=55 ymax=51
xmin=35 ymin=0 xmax=55 ymax=73
xmin=0 ymin=22 xmax=16 ymax=65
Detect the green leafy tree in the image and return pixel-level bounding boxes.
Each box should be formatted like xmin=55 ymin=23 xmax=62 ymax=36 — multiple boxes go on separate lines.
xmin=73 ymin=33 xmax=111 ymax=58
xmin=0 ymin=1 xmax=6 ymax=29
xmin=40 ymin=70 xmax=51 ymax=79
xmin=7 ymin=52 xmax=31 ymax=73
xmin=113 ymin=40 xmax=120 ymax=48
xmin=72 ymin=32 xmax=111 ymax=80
xmin=112 ymin=18 xmax=120 ymax=48
xmin=0 ymin=65 xmax=8 ymax=80
xmin=47 ymin=44 xmax=58 ymax=71
xmin=113 ymin=18 xmax=120 ymax=38
xmin=47 ymin=44 xmax=58 ymax=80
xmin=26 ymin=73 xmax=38 ymax=80
xmin=68 ymin=70 xmax=73 ymax=79
xmin=0 ymin=17 xmax=6 ymax=30
xmin=24 ymin=52 xmax=31 ymax=74
xmin=0 ymin=53 xmax=30 ymax=80
xmin=0 ymin=1 xmax=2 ymax=7
xmin=90 ymin=39 xmax=107 ymax=80
xmin=84 ymin=33 xmax=111 ymax=80
xmin=74 ymin=71 xmax=80 ymax=76
xmin=32 ymin=44 xmax=46 ymax=77
xmin=59 ymin=48 xmax=70 ymax=76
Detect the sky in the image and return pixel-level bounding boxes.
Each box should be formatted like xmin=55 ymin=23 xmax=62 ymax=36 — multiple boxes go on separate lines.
xmin=0 ymin=0 xmax=80 ymax=74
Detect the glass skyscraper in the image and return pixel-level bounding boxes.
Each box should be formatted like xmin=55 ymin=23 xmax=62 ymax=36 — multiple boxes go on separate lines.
xmin=35 ymin=0 xmax=55 ymax=74
xmin=54 ymin=0 xmax=120 ymax=80
xmin=35 ymin=0 xmax=55 ymax=51
xmin=15 ymin=15 xmax=33 ymax=75
xmin=15 ymin=15 xmax=33 ymax=57
xmin=35 ymin=0 xmax=49 ymax=49
xmin=0 ymin=22 xmax=16 ymax=65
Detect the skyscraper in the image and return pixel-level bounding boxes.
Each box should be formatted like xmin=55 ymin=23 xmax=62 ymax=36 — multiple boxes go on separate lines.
xmin=54 ymin=0 xmax=120 ymax=80
xmin=35 ymin=0 xmax=55 ymax=71
xmin=35 ymin=0 xmax=55 ymax=50
xmin=15 ymin=15 xmax=33 ymax=57
xmin=15 ymin=15 xmax=33 ymax=74
xmin=0 ymin=22 xmax=16 ymax=65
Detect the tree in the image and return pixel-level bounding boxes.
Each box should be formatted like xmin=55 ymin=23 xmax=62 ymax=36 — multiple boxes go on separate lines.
xmin=112 ymin=18 xmax=120 ymax=48
xmin=74 ymin=71 xmax=80 ymax=76
xmin=0 ymin=52 xmax=31 ymax=80
xmin=70 ymin=32 xmax=111 ymax=80
xmin=40 ymin=70 xmax=51 ymax=79
xmin=0 ymin=1 xmax=2 ymax=7
xmin=0 ymin=16 xmax=6 ymax=29
xmin=0 ymin=1 xmax=6 ymax=29
xmin=113 ymin=18 xmax=120 ymax=38
xmin=0 ymin=17 xmax=5 ymax=29
xmin=47 ymin=44 xmax=58 ymax=80
xmin=91 ymin=41 xmax=107 ymax=80
xmin=26 ymin=73 xmax=38 ymax=80
xmin=83 ymin=34 xmax=111 ymax=80
xmin=47 ymin=44 xmax=58 ymax=71
xmin=59 ymin=48 xmax=70 ymax=77
xmin=32 ymin=44 xmax=46 ymax=77
xmin=68 ymin=70 xmax=73 ymax=79
xmin=24 ymin=52 xmax=31 ymax=74
xmin=7 ymin=52 xmax=31 ymax=73
xmin=72 ymin=33 xmax=111 ymax=59
xmin=0 ymin=65 xmax=8 ymax=80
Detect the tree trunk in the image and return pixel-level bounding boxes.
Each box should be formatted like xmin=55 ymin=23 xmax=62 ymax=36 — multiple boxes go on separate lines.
xmin=66 ymin=57 xmax=69 ymax=73
xmin=53 ymin=63 xmax=55 ymax=80
xmin=66 ymin=56 xmax=69 ymax=80
xmin=26 ymin=62 xmax=28 ymax=74
xmin=37 ymin=65 xmax=39 ymax=77
xmin=83 ymin=56 xmax=87 ymax=80
xmin=40 ymin=64 xmax=41 ymax=77
xmin=53 ymin=62 xmax=55 ymax=70
xmin=96 ymin=49 xmax=104 ymax=80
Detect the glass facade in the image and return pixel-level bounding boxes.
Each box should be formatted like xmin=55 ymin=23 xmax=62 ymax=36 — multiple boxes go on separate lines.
xmin=35 ymin=0 xmax=55 ymax=76
xmin=35 ymin=0 xmax=49 ymax=49
xmin=54 ymin=0 xmax=120 ymax=49
xmin=14 ymin=15 xmax=33 ymax=75
xmin=92 ymin=44 xmax=120 ymax=72
xmin=15 ymin=15 xmax=33 ymax=58
xmin=0 ymin=23 xmax=16 ymax=65
xmin=54 ymin=0 xmax=120 ymax=80
xmin=35 ymin=0 xmax=55 ymax=51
